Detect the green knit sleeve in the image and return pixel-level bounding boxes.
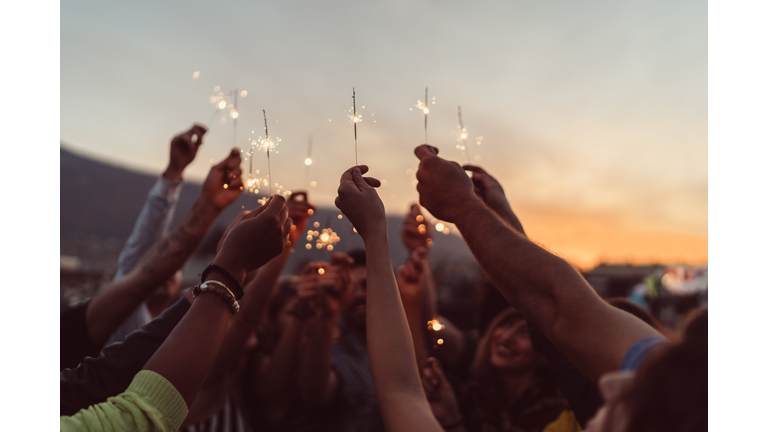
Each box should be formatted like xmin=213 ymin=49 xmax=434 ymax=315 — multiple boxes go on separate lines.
xmin=60 ymin=370 xmax=188 ymax=432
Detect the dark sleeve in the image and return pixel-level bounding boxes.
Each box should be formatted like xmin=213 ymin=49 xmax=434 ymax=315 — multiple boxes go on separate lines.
xmin=59 ymin=297 xmax=191 ymax=416
xmin=528 ymin=326 xmax=604 ymax=428
xmin=60 ymin=300 xmax=100 ymax=371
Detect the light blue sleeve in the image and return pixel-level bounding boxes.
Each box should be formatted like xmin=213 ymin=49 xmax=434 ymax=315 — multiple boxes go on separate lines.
xmin=114 ymin=176 xmax=183 ymax=279
xmin=621 ymin=336 xmax=667 ymax=371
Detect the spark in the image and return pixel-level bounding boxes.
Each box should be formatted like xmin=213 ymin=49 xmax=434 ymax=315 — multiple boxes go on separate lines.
xmin=457 ymin=105 xmax=470 ymax=161
xmin=414 ymin=87 xmax=432 ymax=142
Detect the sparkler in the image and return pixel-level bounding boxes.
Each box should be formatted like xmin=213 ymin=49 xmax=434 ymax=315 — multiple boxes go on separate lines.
xmin=352 ymin=88 xmax=360 ymax=166
xmin=304 ymin=134 xmax=313 ymax=188
xmin=305 ymin=217 xmax=341 ymax=251
xmin=414 ymin=87 xmax=433 ymax=142
xmin=457 ymin=105 xmax=470 ymax=161
xmin=258 ymin=109 xmax=280 ymax=195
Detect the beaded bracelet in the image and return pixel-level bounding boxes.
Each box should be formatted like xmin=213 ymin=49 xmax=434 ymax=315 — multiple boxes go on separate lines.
xmin=201 ymin=264 xmax=244 ymax=300
xmin=201 ymin=280 xmax=236 ymax=301
xmin=192 ymin=283 xmax=240 ymax=315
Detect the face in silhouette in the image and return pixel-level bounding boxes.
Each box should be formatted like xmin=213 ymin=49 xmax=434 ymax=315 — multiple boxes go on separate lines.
xmin=342 ymin=265 xmax=367 ymax=331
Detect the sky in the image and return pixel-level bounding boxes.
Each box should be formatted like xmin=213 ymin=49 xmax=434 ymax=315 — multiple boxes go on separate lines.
xmin=60 ymin=0 xmax=707 ymax=269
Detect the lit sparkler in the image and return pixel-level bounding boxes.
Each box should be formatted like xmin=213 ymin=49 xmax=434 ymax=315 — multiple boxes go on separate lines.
xmin=350 ymin=88 xmax=362 ymax=166
xmin=304 ymin=134 xmax=313 ymax=188
xmin=257 ymin=110 xmax=280 ymax=195
xmin=414 ymin=87 xmax=434 ymax=142
xmin=305 ymin=218 xmax=341 ymax=251
xmin=457 ymin=105 xmax=470 ymax=161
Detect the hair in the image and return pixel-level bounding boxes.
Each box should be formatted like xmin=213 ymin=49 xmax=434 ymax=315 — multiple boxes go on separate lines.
xmin=613 ymin=308 xmax=707 ymax=432
xmin=347 ymin=248 xmax=366 ymax=268
xmin=470 ymin=307 xmax=528 ymax=381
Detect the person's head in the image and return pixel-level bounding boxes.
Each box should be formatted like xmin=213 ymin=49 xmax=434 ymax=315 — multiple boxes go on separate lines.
xmin=146 ymin=270 xmax=183 ymax=317
xmin=471 ymin=308 xmax=542 ymax=380
xmin=266 ymin=276 xmax=300 ymax=334
xmin=586 ymin=308 xmax=707 ymax=432
xmin=341 ymin=249 xmax=367 ymax=330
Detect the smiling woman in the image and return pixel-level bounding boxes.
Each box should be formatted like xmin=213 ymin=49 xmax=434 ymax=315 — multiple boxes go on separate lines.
xmin=453 ymin=308 xmax=579 ymax=432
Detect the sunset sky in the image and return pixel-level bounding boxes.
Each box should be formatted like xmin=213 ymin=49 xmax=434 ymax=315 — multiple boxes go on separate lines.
xmin=60 ymin=0 xmax=707 ymax=269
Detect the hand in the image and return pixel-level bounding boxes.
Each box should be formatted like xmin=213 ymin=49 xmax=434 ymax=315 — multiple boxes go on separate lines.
xmin=164 ymin=124 xmax=207 ymax=180
xmin=401 ymin=204 xmax=431 ymax=252
xmin=201 ymin=149 xmax=244 ymax=210
xmin=334 ymin=165 xmax=384 ymax=240
xmin=414 ymin=145 xmax=478 ymax=223
xmin=397 ymin=247 xmax=430 ymax=303
xmin=298 ymin=254 xmax=353 ymax=319
xmin=214 ymin=195 xmax=292 ymax=282
xmin=421 ymin=357 xmax=463 ymax=428
xmin=286 ymin=191 xmax=316 ymax=244
xmin=462 ymin=165 xmax=525 ymax=235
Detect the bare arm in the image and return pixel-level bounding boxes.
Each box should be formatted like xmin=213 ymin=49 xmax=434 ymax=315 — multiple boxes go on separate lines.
xmin=85 ymin=149 xmax=244 ymax=349
xmin=335 ymin=165 xmax=443 ymax=432
xmin=143 ymin=194 xmax=292 ymax=407
xmin=414 ymin=145 xmax=661 ymax=379
xmin=297 ymin=257 xmax=352 ymax=406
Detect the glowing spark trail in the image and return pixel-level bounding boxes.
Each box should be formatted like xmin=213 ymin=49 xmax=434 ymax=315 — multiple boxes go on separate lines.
xmin=458 ymin=105 xmax=470 ymax=161
xmin=353 ymin=88 xmax=358 ymax=166
xmin=424 ymin=87 xmax=428 ymax=142
xmin=263 ymin=110 xmax=272 ymax=195
xmin=305 ymin=134 xmax=313 ymax=188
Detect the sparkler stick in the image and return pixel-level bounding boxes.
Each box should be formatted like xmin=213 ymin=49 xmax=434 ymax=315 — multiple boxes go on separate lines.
xmin=304 ymin=134 xmax=313 ymax=188
xmin=263 ymin=109 xmax=272 ymax=196
xmin=233 ymin=89 xmax=238 ymax=148
xmin=458 ymin=105 xmax=470 ymax=161
xmin=353 ymin=88 xmax=358 ymax=166
xmin=424 ymin=87 xmax=428 ymax=143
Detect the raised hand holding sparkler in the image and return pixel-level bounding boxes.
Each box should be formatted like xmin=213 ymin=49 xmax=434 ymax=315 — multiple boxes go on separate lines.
xmin=457 ymin=105 xmax=470 ymax=161
xmin=350 ymin=88 xmax=363 ymax=166
xmin=164 ymin=124 xmax=207 ymax=180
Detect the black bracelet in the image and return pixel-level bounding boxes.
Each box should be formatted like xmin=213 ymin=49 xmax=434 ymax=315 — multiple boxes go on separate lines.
xmin=201 ymin=264 xmax=244 ymax=300
xmin=441 ymin=418 xmax=464 ymax=430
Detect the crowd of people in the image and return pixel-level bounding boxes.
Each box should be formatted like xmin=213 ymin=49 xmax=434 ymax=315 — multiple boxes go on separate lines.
xmin=60 ymin=123 xmax=707 ymax=432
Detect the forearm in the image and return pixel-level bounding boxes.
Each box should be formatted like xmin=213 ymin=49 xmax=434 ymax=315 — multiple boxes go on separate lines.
xmin=453 ymin=198 xmax=660 ymax=378
xmin=207 ymin=249 xmax=291 ymax=380
xmin=364 ymin=230 xmax=442 ymax=432
xmin=115 ymin=176 xmax=183 ymax=278
xmin=60 ymin=295 xmax=192 ymax=416
xmin=143 ymin=292 xmax=231 ymax=407
xmin=87 ymin=196 xmax=221 ymax=348
xmin=298 ymin=315 xmax=338 ymax=405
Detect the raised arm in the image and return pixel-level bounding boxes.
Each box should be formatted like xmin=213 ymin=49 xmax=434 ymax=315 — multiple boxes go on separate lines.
xmin=114 ymin=124 xmax=207 ymax=279
xmin=61 ymin=195 xmax=292 ymax=431
xmin=84 ymin=149 xmax=244 ymax=350
xmin=414 ymin=145 xmax=661 ymax=379
xmin=297 ymin=255 xmax=352 ymax=406
xmin=335 ymin=165 xmax=443 ymax=432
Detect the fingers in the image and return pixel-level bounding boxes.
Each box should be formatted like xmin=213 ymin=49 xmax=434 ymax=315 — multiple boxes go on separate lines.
xmin=363 ymin=177 xmax=381 ymax=188
xmin=461 ymin=164 xmax=486 ymax=174
xmin=241 ymin=197 xmax=272 ymax=220
xmin=190 ymin=124 xmax=207 ymax=147
xmin=340 ymin=165 xmax=370 ymax=185
xmin=258 ymin=194 xmax=287 ymax=219
xmin=214 ymin=148 xmax=241 ymax=170
xmin=352 ymin=167 xmax=375 ymax=190
xmin=414 ymin=144 xmax=440 ymax=161
xmin=283 ymin=217 xmax=293 ymax=243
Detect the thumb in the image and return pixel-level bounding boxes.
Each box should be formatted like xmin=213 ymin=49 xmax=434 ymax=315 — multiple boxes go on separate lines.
xmin=414 ymin=144 xmax=440 ymax=161
xmin=352 ymin=167 xmax=370 ymax=190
